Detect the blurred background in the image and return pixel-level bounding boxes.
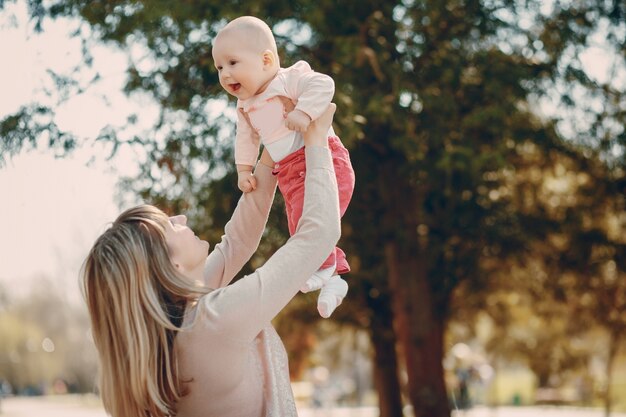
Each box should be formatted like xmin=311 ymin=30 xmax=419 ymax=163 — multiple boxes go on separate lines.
xmin=0 ymin=0 xmax=624 ymax=416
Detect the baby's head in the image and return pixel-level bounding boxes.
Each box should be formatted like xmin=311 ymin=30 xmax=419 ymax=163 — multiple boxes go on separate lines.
xmin=212 ymin=16 xmax=280 ymax=100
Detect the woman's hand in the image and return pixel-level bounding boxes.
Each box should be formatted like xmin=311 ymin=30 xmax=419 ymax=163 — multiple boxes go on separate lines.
xmin=303 ymin=103 xmax=336 ymax=148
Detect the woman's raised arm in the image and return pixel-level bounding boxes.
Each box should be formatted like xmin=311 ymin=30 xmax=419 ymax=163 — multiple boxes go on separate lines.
xmin=202 ymin=147 xmax=277 ymax=289
xmin=199 ymin=104 xmax=341 ymax=340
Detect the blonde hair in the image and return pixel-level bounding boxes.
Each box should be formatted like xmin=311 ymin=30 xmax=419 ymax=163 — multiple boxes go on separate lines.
xmin=82 ymin=205 xmax=209 ymax=417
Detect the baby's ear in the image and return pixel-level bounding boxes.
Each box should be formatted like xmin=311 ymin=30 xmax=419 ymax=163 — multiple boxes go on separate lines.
xmin=262 ymin=50 xmax=276 ymax=68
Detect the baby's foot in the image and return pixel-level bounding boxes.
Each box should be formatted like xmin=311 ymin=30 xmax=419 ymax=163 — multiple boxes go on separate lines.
xmin=300 ymin=264 xmax=335 ymax=293
xmin=317 ymin=275 xmax=349 ymax=318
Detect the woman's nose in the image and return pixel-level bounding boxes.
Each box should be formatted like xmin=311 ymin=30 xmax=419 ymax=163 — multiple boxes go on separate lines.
xmin=171 ymin=215 xmax=187 ymax=225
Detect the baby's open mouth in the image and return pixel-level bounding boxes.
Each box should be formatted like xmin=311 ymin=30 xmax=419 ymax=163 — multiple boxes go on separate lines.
xmin=230 ymin=83 xmax=241 ymax=92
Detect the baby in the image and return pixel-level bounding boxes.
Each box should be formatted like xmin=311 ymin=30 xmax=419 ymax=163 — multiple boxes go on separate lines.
xmin=212 ymin=16 xmax=355 ymax=318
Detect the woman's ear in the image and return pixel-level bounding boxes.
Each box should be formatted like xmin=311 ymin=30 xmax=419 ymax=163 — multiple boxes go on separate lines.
xmin=169 ymin=256 xmax=183 ymax=272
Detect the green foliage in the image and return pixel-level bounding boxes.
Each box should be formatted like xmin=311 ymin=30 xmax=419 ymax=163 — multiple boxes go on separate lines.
xmin=1 ymin=0 xmax=624 ymax=414
xmin=0 ymin=105 xmax=77 ymax=165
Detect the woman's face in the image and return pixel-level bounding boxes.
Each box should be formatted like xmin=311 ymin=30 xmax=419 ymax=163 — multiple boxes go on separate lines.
xmin=164 ymin=215 xmax=209 ymax=273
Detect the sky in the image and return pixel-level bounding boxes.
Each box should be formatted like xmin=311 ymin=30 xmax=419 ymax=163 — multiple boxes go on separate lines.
xmin=0 ymin=2 xmax=149 ymax=302
xmin=0 ymin=1 xmax=623 ymax=303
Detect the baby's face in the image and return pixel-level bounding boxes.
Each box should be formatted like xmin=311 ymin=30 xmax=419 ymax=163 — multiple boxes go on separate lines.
xmin=212 ymin=32 xmax=272 ymax=100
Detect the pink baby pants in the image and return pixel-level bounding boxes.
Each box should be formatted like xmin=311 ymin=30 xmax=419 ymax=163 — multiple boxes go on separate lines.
xmin=272 ymin=136 xmax=355 ymax=274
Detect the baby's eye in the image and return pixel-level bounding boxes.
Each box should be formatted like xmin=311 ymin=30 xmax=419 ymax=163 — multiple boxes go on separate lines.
xmin=216 ymin=66 xmax=223 ymax=71
xmin=229 ymin=60 xmax=237 ymax=66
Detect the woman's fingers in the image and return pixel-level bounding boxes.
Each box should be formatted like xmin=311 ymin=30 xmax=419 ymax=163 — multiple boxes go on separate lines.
xmin=303 ymin=103 xmax=336 ymax=147
xmin=316 ymin=103 xmax=336 ymax=128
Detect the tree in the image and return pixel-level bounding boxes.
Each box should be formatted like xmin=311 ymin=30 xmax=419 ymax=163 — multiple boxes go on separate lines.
xmin=451 ymin=131 xmax=625 ymax=412
xmin=1 ymin=1 xmax=624 ymax=416
xmin=524 ymin=151 xmax=626 ymax=416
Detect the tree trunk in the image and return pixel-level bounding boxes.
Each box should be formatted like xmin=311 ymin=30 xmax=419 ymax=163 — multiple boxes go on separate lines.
xmin=605 ymin=330 xmax=621 ymax=417
xmin=368 ymin=288 xmax=404 ymax=417
xmin=385 ymin=241 xmax=451 ymax=417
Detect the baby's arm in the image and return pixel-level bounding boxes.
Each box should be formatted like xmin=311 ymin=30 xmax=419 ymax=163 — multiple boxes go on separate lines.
xmin=237 ymin=164 xmax=256 ymax=193
xmin=237 ymin=149 xmax=274 ymax=192
xmin=203 ymin=148 xmax=276 ymax=289
xmin=284 ymin=61 xmax=335 ymax=132
xmin=235 ymin=108 xmax=261 ymax=193
xmin=285 ymin=109 xmax=312 ymax=133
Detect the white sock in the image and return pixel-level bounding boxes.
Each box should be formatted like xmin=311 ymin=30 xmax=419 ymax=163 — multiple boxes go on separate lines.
xmin=317 ymin=275 xmax=349 ymax=318
xmin=300 ymin=264 xmax=335 ymax=293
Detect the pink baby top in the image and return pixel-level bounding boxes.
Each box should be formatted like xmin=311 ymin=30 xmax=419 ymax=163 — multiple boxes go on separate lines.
xmin=235 ymin=60 xmax=335 ymax=166
xmin=174 ymin=146 xmax=340 ymax=417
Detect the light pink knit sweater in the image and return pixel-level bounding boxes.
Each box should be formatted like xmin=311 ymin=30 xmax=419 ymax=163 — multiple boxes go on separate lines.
xmin=175 ymin=146 xmax=340 ymax=417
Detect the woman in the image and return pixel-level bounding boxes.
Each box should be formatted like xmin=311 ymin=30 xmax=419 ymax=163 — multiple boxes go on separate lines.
xmin=82 ymin=104 xmax=340 ymax=417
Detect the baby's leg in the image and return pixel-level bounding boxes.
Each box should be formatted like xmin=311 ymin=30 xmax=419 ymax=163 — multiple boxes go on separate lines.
xmin=275 ymin=155 xmax=332 ymax=293
xmin=300 ymin=263 xmax=335 ymax=293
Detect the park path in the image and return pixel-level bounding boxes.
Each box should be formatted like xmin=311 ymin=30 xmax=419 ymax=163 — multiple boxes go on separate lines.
xmin=2 ymin=396 xmax=626 ymax=417
xmin=300 ymin=406 xmax=626 ymax=417
xmin=0 ymin=395 xmax=107 ymax=417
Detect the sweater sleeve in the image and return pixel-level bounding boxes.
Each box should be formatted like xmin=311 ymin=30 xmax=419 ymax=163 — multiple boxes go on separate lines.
xmin=202 ymin=162 xmax=277 ymax=289
xmin=198 ymin=146 xmax=340 ymax=339
xmin=283 ymin=61 xmax=335 ymax=121
xmin=234 ymin=107 xmax=261 ymax=166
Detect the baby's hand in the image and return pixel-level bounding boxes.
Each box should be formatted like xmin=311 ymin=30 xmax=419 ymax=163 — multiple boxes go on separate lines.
xmin=237 ymin=170 xmax=257 ymax=193
xmin=285 ymin=109 xmax=312 ymax=132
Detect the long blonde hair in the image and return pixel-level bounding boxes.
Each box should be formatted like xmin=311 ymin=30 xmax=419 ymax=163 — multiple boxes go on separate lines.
xmin=82 ymin=205 xmax=208 ymax=417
